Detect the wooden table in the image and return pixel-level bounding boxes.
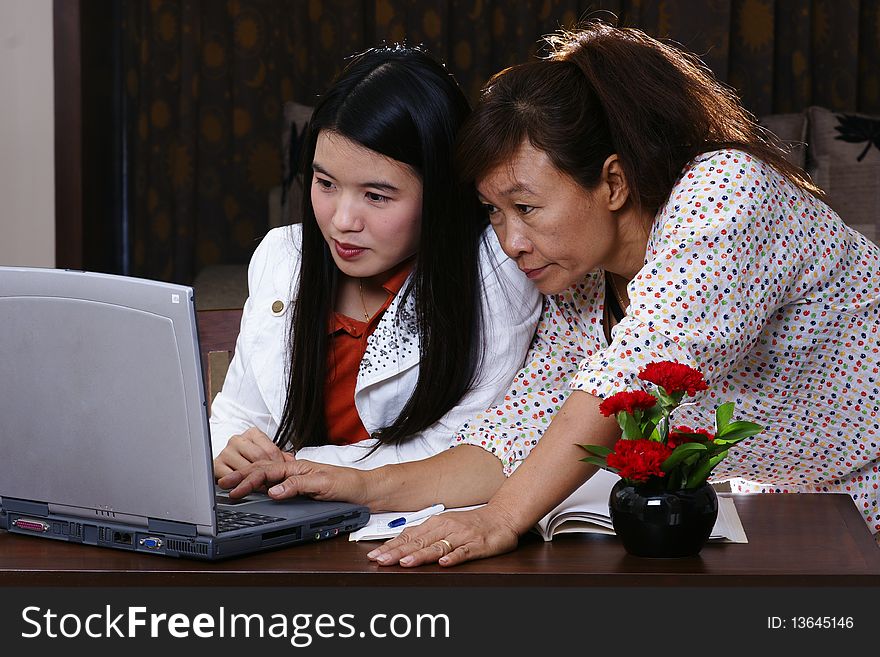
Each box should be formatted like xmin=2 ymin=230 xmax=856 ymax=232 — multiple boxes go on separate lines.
xmin=2 ymin=493 xmax=878 ymax=587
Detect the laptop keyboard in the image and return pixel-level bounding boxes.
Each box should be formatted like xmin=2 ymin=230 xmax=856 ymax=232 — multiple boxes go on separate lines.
xmin=216 ymin=508 xmax=284 ymax=533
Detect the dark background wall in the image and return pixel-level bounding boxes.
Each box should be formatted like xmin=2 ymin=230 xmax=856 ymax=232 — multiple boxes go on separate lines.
xmin=65 ymin=0 xmax=880 ymax=284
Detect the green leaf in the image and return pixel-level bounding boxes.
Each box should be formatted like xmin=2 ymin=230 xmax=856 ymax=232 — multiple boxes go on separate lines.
xmin=715 ymin=401 xmax=734 ymax=431
xmin=703 ymin=443 xmax=730 ymax=458
xmin=580 ymin=456 xmax=615 ymax=471
xmin=643 ymin=404 xmax=664 ymax=423
xmin=621 ymin=412 xmax=642 ymax=439
xmin=714 ymin=421 xmax=763 ymax=444
xmin=670 ymin=431 xmax=713 ymax=444
xmin=686 ymin=450 xmax=728 ymax=488
xmin=654 ymin=415 xmax=670 ymax=442
xmin=655 ymin=388 xmax=678 ymax=408
xmin=716 ymin=420 xmax=762 ymax=436
xmin=661 ymin=442 xmax=707 ymax=471
xmin=579 ymin=443 xmax=613 ymax=457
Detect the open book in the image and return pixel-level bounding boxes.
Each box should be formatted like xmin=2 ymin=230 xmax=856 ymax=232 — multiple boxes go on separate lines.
xmin=350 ymin=470 xmax=747 ymax=544
xmin=533 ymin=469 xmax=748 ymax=543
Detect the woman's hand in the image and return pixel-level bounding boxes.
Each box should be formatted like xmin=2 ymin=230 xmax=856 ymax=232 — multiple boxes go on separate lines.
xmin=217 ymin=457 xmax=370 ymax=506
xmin=366 ymin=504 xmax=520 ymax=567
xmin=213 ymin=427 xmax=286 ymax=480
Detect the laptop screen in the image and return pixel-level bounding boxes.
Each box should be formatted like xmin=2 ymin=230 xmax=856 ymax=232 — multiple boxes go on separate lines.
xmin=0 ymin=267 xmax=217 ymax=535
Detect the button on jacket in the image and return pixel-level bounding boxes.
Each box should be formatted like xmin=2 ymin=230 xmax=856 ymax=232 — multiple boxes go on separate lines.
xmin=210 ymin=224 xmax=542 ymax=469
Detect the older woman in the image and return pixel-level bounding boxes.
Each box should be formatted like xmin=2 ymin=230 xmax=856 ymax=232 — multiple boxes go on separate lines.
xmin=220 ymin=22 xmax=880 ymax=564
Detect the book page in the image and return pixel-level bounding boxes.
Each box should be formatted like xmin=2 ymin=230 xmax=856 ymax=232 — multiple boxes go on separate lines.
xmin=533 ymin=469 xmax=621 ymax=541
xmin=711 ymin=496 xmax=748 ymax=543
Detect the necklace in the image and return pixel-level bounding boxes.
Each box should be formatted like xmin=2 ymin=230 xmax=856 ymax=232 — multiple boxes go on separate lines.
xmin=357 ymin=279 xmax=370 ymax=322
xmin=608 ymin=272 xmax=629 ymax=312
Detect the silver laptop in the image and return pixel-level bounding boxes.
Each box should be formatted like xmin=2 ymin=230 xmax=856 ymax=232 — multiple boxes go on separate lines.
xmin=0 ymin=266 xmax=369 ymax=560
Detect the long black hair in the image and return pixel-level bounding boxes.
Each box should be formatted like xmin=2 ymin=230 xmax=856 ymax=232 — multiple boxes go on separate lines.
xmin=276 ymin=45 xmax=487 ymax=451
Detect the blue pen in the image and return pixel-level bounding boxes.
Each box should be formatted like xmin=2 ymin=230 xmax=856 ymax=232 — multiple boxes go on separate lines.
xmin=387 ymin=504 xmax=445 ymax=529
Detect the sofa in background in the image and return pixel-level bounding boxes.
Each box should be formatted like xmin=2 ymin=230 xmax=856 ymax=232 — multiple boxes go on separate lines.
xmin=760 ymin=105 xmax=880 ymax=245
xmin=193 ymin=103 xmax=880 ymax=310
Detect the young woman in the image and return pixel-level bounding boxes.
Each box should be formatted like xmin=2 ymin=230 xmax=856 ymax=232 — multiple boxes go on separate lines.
xmin=220 ymin=22 xmax=880 ymax=562
xmin=210 ymin=46 xmax=541 ymax=477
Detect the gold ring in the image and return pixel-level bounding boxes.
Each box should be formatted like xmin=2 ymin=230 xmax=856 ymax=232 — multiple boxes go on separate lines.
xmin=438 ymin=539 xmax=453 ymax=554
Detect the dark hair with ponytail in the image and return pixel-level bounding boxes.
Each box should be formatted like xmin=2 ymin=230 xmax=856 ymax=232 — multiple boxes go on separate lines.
xmin=457 ymin=19 xmax=821 ymax=218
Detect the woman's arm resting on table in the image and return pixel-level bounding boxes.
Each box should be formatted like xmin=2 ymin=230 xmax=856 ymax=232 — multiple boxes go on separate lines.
xmin=367 ymin=390 xmax=620 ymax=567
xmin=216 ymin=444 xmax=506 ymax=512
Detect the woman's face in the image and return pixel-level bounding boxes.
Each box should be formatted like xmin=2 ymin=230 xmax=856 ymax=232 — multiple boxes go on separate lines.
xmin=476 ymin=141 xmax=623 ymax=294
xmin=311 ymin=130 xmax=423 ymax=282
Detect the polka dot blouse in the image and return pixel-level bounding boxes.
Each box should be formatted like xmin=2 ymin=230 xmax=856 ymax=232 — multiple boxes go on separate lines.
xmin=454 ymin=149 xmax=880 ymax=537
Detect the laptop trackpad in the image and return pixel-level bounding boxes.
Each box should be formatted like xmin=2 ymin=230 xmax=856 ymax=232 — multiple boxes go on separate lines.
xmin=215 ymin=491 xmax=271 ymax=506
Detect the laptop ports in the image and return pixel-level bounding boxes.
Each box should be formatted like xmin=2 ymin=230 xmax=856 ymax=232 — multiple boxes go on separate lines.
xmin=112 ymin=531 xmax=133 ymax=545
xmin=12 ymin=518 xmax=49 ymax=532
xmin=139 ymin=536 xmax=164 ymax=550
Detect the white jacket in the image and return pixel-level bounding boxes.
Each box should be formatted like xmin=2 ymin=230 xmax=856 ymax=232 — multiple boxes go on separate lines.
xmin=209 ymin=225 xmax=541 ymax=469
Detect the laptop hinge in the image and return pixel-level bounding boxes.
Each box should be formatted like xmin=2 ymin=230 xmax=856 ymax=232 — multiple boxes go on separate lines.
xmin=2 ymin=498 xmax=50 ymax=516
xmin=148 ymin=518 xmax=198 ymax=537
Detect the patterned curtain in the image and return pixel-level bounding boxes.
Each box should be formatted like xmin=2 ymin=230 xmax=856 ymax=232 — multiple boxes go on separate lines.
xmin=123 ymin=0 xmax=880 ymax=283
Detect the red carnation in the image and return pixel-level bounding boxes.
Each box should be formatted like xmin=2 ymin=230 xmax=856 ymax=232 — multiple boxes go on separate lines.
xmin=606 ymin=438 xmax=672 ymax=482
xmin=638 ymin=361 xmax=708 ymax=397
xmin=598 ymin=390 xmax=658 ymax=417
xmin=667 ymin=425 xmax=715 ymax=449
xmin=581 ymin=359 xmax=763 ymax=491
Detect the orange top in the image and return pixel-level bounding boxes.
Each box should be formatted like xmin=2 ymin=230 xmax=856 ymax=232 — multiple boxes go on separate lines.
xmin=325 ymin=263 xmax=414 ymax=445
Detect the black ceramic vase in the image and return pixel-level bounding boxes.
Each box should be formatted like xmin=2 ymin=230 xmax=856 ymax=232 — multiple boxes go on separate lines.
xmin=608 ymin=479 xmax=718 ymax=558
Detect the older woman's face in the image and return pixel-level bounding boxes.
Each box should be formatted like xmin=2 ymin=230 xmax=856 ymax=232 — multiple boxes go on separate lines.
xmin=476 ymin=141 xmax=620 ymax=294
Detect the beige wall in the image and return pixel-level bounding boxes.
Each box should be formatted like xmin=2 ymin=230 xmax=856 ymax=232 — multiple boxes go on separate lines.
xmin=0 ymin=0 xmax=54 ymax=267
